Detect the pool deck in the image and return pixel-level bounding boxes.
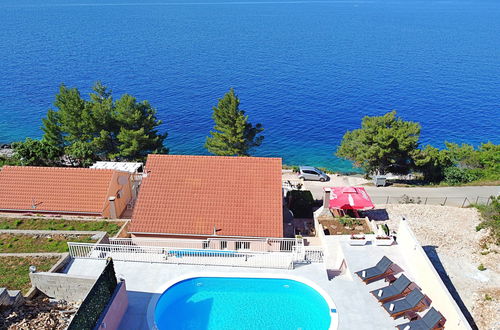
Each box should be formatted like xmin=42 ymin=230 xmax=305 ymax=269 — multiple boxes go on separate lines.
xmin=64 ymin=239 xmax=416 ymax=330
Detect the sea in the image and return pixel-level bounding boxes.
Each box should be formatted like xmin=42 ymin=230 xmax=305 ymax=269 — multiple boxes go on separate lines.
xmin=0 ymin=0 xmax=499 ymax=172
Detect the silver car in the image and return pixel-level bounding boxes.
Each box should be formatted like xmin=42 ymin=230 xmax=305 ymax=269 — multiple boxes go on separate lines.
xmin=298 ymin=166 xmax=329 ymax=182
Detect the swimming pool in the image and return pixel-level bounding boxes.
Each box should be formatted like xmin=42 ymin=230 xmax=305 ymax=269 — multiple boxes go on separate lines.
xmin=153 ymin=275 xmax=337 ymax=330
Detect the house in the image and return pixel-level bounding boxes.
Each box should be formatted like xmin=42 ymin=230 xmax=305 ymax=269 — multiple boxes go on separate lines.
xmin=0 ymin=166 xmax=133 ymax=218
xmin=129 ymin=155 xmax=284 ymax=239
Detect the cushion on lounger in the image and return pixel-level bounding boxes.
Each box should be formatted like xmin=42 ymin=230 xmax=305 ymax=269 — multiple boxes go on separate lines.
xmin=362 ymin=271 xmax=366 ymax=277
xmin=389 ymin=303 xmax=395 ymax=311
xmin=403 ymin=326 xmax=410 ymax=330
xmin=378 ymin=290 xmax=383 ymax=297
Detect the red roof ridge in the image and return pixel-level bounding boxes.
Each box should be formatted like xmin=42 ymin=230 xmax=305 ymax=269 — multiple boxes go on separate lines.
xmin=1 ymin=165 xmax=115 ymax=173
xmin=146 ymin=154 xmax=282 ymax=161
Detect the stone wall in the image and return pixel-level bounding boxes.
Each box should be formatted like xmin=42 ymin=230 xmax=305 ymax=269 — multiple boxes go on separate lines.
xmin=29 ymin=272 xmax=96 ymax=302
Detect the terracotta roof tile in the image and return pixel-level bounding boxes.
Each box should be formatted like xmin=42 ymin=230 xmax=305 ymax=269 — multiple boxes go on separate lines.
xmin=0 ymin=166 xmax=118 ymax=215
xmin=130 ymin=155 xmax=283 ymax=237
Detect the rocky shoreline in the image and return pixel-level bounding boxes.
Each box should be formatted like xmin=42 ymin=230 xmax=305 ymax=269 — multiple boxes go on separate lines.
xmin=0 ymin=144 xmax=14 ymax=158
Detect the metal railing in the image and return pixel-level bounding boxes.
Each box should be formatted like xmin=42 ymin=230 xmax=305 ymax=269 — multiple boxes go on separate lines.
xmin=68 ymin=242 xmax=297 ymax=269
xmin=108 ymin=237 xmax=298 ymax=253
xmin=303 ymin=246 xmax=324 ymax=263
xmin=370 ymin=195 xmax=495 ymax=208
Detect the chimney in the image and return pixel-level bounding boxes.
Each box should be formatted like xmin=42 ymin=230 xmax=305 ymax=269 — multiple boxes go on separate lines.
xmin=323 ymin=188 xmax=331 ymax=209
xmin=109 ymin=196 xmax=117 ymax=219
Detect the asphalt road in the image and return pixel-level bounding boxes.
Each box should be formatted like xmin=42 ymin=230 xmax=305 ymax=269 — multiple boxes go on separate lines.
xmin=300 ymin=180 xmax=500 ymax=207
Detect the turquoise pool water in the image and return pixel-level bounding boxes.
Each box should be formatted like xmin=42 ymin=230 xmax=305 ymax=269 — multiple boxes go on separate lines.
xmin=154 ymin=277 xmax=333 ymax=330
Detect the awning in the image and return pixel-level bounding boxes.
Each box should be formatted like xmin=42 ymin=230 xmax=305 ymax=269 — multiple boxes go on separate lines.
xmin=325 ymin=187 xmax=374 ymax=210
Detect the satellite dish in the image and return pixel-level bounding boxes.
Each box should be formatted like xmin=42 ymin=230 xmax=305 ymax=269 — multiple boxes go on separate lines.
xmin=117 ymin=176 xmax=129 ymax=185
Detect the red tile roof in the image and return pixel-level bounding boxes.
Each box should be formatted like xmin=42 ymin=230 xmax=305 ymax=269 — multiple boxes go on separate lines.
xmin=0 ymin=166 xmax=119 ymax=215
xmin=130 ymin=155 xmax=283 ymax=237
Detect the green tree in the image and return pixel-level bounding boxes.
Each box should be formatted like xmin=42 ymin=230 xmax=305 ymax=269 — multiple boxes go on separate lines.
xmin=111 ymin=95 xmax=168 ymax=160
xmin=41 ymin=109 xmax=64 ymax=154
xmin=337 ymin=111 xmax=420 ymax=175
xmin=205 ymin=89 xmax=264 ymax=156
xmin=12 ymin=138 xmax=61 ymax=166
xmin=36 ymin=82 xmax=168 ymax=165
xmin=443 ymin=142 xmax=500 ymax=183
xmin=412 ymin=145 xmax=452 ymax=182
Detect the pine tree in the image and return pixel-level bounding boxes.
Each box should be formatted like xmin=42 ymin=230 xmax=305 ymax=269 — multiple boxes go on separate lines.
xmin=41 ymin=109 xmax=64 ymax=158
xmin=111 ymin=94 xmax=168 ymax=161
xmin=205 ymin=89 xmax=264 ymax=156
xmin=34 ymin=82 xmax=168 ymax=166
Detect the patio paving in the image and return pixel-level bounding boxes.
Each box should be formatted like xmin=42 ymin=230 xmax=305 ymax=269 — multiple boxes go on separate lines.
xmin=64 ymin=238 xmax=417 ymax=330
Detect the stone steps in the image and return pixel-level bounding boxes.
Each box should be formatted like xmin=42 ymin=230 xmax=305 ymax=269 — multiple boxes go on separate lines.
xmin=0 ymin=288 xmax=24 ymax=308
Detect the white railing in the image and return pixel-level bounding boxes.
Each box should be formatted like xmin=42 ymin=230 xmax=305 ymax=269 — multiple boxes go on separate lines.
xmin=304 ymin=247 xmax=324 ymax=263
xmin=68 ymin=242 xmax=295 ymax=269
xmin=108 ymin=237 xmax=298 ymax=253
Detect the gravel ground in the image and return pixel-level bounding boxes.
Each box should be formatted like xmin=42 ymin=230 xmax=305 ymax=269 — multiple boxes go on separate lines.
xmin=366 ymin=204 xmax=499 ymax=330
xmin=0 ymin=296 xmax=78 ymax=330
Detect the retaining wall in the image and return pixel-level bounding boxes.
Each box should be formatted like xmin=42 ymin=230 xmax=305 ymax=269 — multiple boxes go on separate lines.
xmin=398 ymin=219 xmax=472 ymax=330
xmin=29 ymin=272 xmax=96 ymax=302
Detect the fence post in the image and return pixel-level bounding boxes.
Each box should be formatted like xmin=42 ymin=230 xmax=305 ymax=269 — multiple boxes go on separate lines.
xmin=386 ymin=196 xmax=389 ymax=204
xmin=486 ymin=197 xmax=491 ymax=206
xmin=424 ymin=197 xmax=428 ymax=205
xmin=443 ymin=197 xmax=447 ymax=206
xmin=475 ymin=196 xmax=479 ymax=204
xmin=461 ymin=197 xmax=468 ymax=208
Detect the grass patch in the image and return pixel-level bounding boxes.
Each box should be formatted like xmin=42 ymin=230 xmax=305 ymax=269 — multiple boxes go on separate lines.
xmin=0 ymin=234 xmax=95 ymax=253
xmin=473 ymin=196 xmax=500 ymax=245
xmin=0 ymin=218 xmax=123 ymax=236
xmin=0 ymin=256 xmax=59 ymax=293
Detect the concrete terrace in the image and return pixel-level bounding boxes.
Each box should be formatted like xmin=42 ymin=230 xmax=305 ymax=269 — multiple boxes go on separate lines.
xmin=64 ymin=241 xmax=414 ymax=330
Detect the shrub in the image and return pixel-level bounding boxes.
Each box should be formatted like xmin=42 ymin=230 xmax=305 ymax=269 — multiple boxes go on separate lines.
xmin=444 ymin=167 xmax=480 ymax=185
xmin=339 ymin=216 xmax=361 ymax=227
xmin=473 ymin=196 xmax=500 ymax=245
xmin=287 ymin=190 xmax=314 ymax=218
xmin=477 ymin=263 xmax=486 ymax=271
xmin=399 ymin=194 xmax=421 ymax=204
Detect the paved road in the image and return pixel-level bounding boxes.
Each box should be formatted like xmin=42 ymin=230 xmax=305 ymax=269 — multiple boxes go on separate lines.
xmin=297 ymin=179 xmax=500 ymax=207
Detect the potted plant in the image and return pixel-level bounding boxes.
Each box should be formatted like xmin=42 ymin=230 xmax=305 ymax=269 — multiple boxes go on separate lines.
xmin=349 ymin=233 xmax=367 ymax=246
xmin=374 ymin=224 xmax=394 ymax=246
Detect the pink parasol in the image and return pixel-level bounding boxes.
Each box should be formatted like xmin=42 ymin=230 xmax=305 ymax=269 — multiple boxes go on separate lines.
xmin=325 ymin=187 xmax=374 ymax=210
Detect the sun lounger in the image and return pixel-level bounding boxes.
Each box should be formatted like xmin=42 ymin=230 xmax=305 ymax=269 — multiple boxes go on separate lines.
xmin=396 ymin=307 xmax=445 ymax=329
xmin=355 ymin=256 xmax=394 ymax=283
xmin=382 ymin=288 xmax=427 ymax=319
xmin=370 ymin=274 xmax=412 ymax=303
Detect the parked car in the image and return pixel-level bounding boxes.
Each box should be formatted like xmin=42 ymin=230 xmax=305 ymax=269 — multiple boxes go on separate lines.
xmin=298 ymin=166 xmax=329 ymax=182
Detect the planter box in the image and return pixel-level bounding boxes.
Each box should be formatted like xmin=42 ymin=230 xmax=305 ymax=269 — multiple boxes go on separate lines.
xmin=374 ymin=236 xmax=394 ymax=246
xmin=349 ymin=235 xmax=367 ymax=246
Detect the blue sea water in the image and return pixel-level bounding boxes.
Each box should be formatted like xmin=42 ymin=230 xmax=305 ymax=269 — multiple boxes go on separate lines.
xmin=0 ymin=0 xmax=499 ymax=172
xmin=154 ymin=277 xmax=332 ymax=329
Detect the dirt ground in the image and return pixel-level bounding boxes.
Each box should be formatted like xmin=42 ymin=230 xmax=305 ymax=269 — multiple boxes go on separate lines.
xmin=365 ymin=204 xmax=499 ymax=330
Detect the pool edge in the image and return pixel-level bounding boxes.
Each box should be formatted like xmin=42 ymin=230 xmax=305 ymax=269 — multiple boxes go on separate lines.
xmin=146 ymin=272 xmax=339 ymax=330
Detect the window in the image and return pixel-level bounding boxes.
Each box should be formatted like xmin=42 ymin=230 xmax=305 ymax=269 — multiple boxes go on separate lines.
xmin=236 ymin=241 xmax=250 ymax=250
xmin=303 ymin=170 xmax=318 ymax=175
xmin=220 ymin=241 xmax=227 ymax=250
xmin=202 ymin=241 xmax=209 ymax=249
